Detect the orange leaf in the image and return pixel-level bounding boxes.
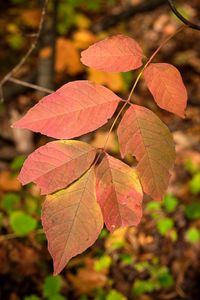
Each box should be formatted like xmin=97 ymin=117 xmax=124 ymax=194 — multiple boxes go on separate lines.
xmin=41 ymin=167 xmax=103 ymax=275
xmin=81 ymin=34 xmax=143 ymax=72
xmin=117 ymin=105 xmax=175 ymax=200
xmin=143 ymin=63 xmax=188 ymax=117
xmin=96 ymin=153 xmax=143 ymax=232
xmin=12 ymin=81 xmax=121 ymax=139
xmin=19 ymin=140 xmax=96 ymax=195
xmin=56 ymin=38 xmax=83 ymax=75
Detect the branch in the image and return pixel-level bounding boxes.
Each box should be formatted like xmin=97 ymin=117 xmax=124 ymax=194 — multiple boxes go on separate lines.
xmin=168 ymin=0 xmax=200 ymax=31
xmin=8 ymin=77 xmax=54 ymax=94
xmin=91 ymin=0 xmax=167 ymax=33
xmin=0 ymin=0 xmax=49 ymax=102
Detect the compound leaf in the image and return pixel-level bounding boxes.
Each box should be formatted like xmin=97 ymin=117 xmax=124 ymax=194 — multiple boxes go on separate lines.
xmin=81 ymin=34 xmax=143 ymax=72
xmin=19 ymin=140 xmax=96 ymax=195
xmin=117 ymin=105 xmax=175 ymax=200
xmin=96 ymin=153 xmax=143 ymax=232
xmin=41 ymin=167 xmax=103 ymax=275
xmin=143 ymin=63 xmax=187 ymax=117
xmin=12 ymin=81 xmax=121 ymax=139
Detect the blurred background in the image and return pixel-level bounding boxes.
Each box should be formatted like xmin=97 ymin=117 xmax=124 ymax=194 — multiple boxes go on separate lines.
xmin=0 ymin=0 xmax=200 ymax=299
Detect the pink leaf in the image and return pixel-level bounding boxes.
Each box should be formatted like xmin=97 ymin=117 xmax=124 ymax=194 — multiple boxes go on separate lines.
xmin=19 ymin=140 xmax=96 ymax=195
xmin=117 ymin=105 xmax=175 ymax=200
xmin=12 ymin=81 xmax=121 ymax=139
xmin=143 ymin=63 xmax=188 ymax=117
xmin=81 ymin=34 xmax=143 ymax=72
xmin=42 ymin=167 xmax=103 ymax=275
xmin=96 ymin=153 xmax=143 ymax=232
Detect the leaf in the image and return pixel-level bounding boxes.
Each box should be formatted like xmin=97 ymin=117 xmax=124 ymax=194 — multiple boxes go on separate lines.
xmin=18 ymin=140 xmax=96 ymax=195
xmin=12 ymin=81 xmax=121 ymax=139
xmin=55 ymin=37 xmax=83 ymax=75
xmin=143 ymin=63 xmax=187 ymax=117
xmin=42 ymin=167 xmax=103 ymax=275
xmin=43 ymin=275 xmax=62 ymax=298
xmin=10 ymin=211 xmax=37 ymax=236
xmin=117 ymin=105 xmax=175 ymax=200
xmin=87 ymin=68 xmax=124 ymax=92
xmin=96 ymin=153 xmax=143 ymax=232
xmin=81 ymin=34 xmax=143 ymax=72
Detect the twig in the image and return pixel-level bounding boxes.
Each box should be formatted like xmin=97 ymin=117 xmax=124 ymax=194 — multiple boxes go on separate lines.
xmin=0 ymin=228 xmax=44 ymax=242
xmin=8 ymin=77 xmax=54 ymax=94
xmin=91 ymin=0 xmax=166 ymax=33
xmin=0 ymin=0 xmax=49 ymax=102
xmin=168 ymin=0 xmax=200 ymax=31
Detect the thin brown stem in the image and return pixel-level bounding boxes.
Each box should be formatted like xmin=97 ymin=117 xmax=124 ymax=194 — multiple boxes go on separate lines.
xmin=0 ymin=228 xmax=44 ymax=242
xmin=100 ymin=25 xmax=186 ymax=155
xmin=0 ymin=0 xmax=49 ymax=102
xmin=8 ymin=77 xmax=54 ymax=94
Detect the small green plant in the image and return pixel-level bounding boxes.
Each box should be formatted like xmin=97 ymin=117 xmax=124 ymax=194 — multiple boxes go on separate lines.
xmin=185 ymin=202 xmax=200 ymax=220
xmin=189 ymin=173 xmax=200 ymax=195
xmin=156 ymin=218 xmax=174 ymax=236
xmin=94 ymin=255 xmax=112 ymax=272
xmin=133 ymin=260 xmax=174 ymax=296
xmin=2 ymin=193 xmax=20 ymax=214
xmin=43 ymin=275 xmax=65 ymax=300
xmin=185 ymin=227 xmax=200 ymax=244
xmin=10 ymin=211 xmax=37 ymax=236
xmin=163 ymin=194 xmax=178 ymax=213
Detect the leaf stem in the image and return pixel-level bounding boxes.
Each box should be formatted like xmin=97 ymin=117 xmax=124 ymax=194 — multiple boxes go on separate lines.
xmin=100 ymin=25 xmax=186 ymax=154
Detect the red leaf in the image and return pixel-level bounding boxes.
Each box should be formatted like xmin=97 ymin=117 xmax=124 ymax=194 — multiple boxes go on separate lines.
xmin=19 ymin=140 xmax=96 ymax=195
xmin=96 ymin=153 xmax=143 ymax=232
xmin=117 ymin=105 xmax=175 ymax=200
xmin=81 ymin=34 xmax=143 ymax=72
xmin=143 ymin=63 xmax=187 ymax=117
xmin=42 ymin=167 xmax=103 ymax=275
xmin=12 ymin=81 xmax=121 ymax=139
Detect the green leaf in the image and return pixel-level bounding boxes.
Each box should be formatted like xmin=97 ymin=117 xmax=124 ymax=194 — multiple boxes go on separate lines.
xmin=184 ymin=159 xmax=200 ymax=175
xmin=185 ymin=202 xmax=200 ymax=220
xmin=157 ymin=268 xmax=174 ymax=288
xmin=43 ymin=275 xmax=62 ymax=298
xmin=99 ymin=228 xmax=109 ymax=239
xmin=10 ymin=155 xmax=26 ymax=171
xmin=163 ymin=194 xmax=178 ymax=213
xmin=0 ymin=212 xmax=3 ymax=229
xmin=189 ymin=173 xmax=200 ymax=195
xmin=146 ymin=201 xmax=161 ymax=212
xmin=119 ymin=253 xmax=133 ymax=265
xmin=24 ymin=296 xmax=40 ymax=300
xmin=106 ymin=290 xmax=125 ymax=300
xmin=49 ymin=295 xmax=66 ymax=300
xmin=2 ymin=193 xmax=20 ymax=214
xmin=132 ymin=279 xmax=154 ymax=296
xmin=10 ymin=211 xmax=37 ymax=236
xmin=186 ymin=227 xmax=200 ymax=244
xmin=156 ymin=218 xmax=174 ymax=235
xmin=95 ymin=255 xmax=112 ymax=272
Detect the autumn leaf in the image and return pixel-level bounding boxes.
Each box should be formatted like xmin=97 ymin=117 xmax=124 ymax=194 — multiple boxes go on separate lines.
xmin=18 ymin=140 xmax=96 ymax=195
xmin=117 ymin=105 xmax=175 ymax=200
xmin=55 ymin=37 xmax=83 ymax=75
xmin=96 ymin=153 xmax=143 ymax=232
xmin=12 ymin=81 xmax=121 ymax=139
xmin=143 ymin=63 xmax=188 ymax=117
xmin=81 ymin=34 xmax=143 ymax=72
xmin=88 ymin=68 xmax=124 ymax=92
xmin=42 ymin=167 xmax=103 ymax=275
